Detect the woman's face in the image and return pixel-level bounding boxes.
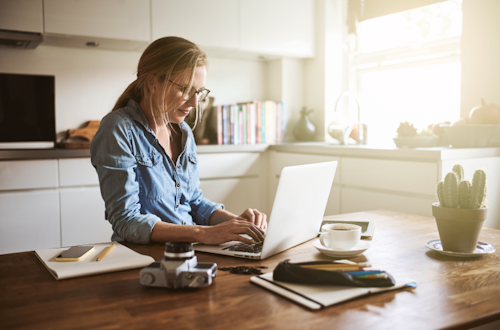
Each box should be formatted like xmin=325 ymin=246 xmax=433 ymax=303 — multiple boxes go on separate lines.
xmin=161 ymin=65 xmax=207 ymax=124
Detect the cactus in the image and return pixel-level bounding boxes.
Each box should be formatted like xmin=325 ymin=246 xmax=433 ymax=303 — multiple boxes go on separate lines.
xmin=437 ymin=165 xmax=487 ymax=209
xmin=469 ymin=169 xmax=487 ymax=209
xmin=452 ymin=164 xmax=464 ymax=182
xmin=437 ymin=181 xmax=446 ymax=208
xmin=459 ymin=180 xmax=471 ymax=209
xmin=443 ymin=172 xmax=459 ymax=208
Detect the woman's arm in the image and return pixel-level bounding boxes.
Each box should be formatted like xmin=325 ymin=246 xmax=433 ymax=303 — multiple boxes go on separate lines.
xmin=150 ymin=209 xmax=265 ymax=245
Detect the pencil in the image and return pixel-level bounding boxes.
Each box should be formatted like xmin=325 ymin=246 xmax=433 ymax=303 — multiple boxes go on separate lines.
xmin=96 ymin=244 xmax=115 ymax=261
xmin=301 ymin=265 xmax=361 ymax=271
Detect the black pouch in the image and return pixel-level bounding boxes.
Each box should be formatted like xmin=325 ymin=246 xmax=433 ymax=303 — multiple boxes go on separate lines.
xmin=273 ymin=260 xmax=396 ymax=288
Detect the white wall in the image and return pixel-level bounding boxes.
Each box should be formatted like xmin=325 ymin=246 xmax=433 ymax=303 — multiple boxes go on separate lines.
xmin=305 ymin=0 xmax=346 ymax=141
xmin=461 ymin=0 xmax=500 ymax=117
xmin=0 ymin=45 xmax=268 ymax=140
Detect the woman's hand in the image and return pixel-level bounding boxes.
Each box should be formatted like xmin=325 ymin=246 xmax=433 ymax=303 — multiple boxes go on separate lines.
xmin=238 ymin=208 xmax=267 ymax=229
xmin=199 ymin=219 xmax=265 ymax=245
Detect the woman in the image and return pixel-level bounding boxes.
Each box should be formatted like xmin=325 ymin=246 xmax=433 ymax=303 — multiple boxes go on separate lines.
xmin=91 ymin=37 xmax=266 ymax=245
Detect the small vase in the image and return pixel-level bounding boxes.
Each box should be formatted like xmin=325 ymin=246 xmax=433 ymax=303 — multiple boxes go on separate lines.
xmin=432 ymin=203 xmax=488 ymax=253
xmin=294 ymin=107 xmax=317 ymax=141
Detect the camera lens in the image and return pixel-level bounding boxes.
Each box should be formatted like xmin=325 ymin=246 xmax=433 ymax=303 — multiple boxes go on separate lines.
xmin=164 ymin=242 xmax=194 ymax=259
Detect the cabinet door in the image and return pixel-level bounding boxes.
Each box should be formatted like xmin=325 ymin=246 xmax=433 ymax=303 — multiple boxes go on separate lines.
xmin=151 ymin=0 xmax=239 ymax=49
xmin=0 ymin=0 xmax=43 ymax=33
xmin=0 ymin=190 xmax=60 ymax=255
xmin=199 ymin=178 xmax=260 ymax=215
xmin=44 ymin=0 xmax=150 ymax=42
xmin=60 ymin=187 xmax=112 ymax=247
xmin=239 ymin=0 xmax=314 ymax=57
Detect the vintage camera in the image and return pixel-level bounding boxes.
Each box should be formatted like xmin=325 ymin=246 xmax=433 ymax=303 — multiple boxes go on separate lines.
xmin=140 ymin=242 xmax=217 ymax=289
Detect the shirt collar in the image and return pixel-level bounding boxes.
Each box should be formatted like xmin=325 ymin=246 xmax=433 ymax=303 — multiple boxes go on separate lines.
xmin=125 ymin=99 xmax=153 ymax=133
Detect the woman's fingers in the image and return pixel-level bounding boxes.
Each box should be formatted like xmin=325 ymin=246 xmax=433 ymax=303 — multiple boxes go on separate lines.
xmin=239 ymin=208 xmax=268 ymax=229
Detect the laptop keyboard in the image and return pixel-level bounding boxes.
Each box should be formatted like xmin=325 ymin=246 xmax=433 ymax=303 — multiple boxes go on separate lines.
xmin=223 ymin=241 xmax=264 ymax=253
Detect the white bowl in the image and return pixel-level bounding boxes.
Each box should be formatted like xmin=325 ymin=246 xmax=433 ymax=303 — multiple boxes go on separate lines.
xmin=393 ymin=137 xmax=438 ymax=148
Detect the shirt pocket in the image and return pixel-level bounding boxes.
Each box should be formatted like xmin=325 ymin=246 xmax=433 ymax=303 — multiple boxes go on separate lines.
xmin=187 ymin=153 xmax=198 ymax=192
xmin=135 ymin=149 xmax=170 ymax=200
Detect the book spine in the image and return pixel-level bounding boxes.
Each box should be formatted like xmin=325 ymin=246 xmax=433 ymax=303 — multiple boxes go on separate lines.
xmin=222 ymin=105 xmax=228 ymax=145
xmin=230 ymin=105 xmax=235 ymax=144
xmin=250 ymin=103 xmax=256 ymax=144
xmin=238 ymin=106 xmax=242 ymax=145
xmin=217 ymin=105 xmax=222 ymax=145
xmin=242 ymin=104 xmax=247 ymax=144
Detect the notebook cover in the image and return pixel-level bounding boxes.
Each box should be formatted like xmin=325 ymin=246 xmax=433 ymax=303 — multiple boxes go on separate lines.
xmin=35 ymin=241 xmax=154 ymax=280
xmin=250 ymin=272 xmax=415 ymax=310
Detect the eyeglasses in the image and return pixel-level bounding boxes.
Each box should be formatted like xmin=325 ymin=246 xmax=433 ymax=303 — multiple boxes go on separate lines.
xmin=168 ymin=80 xmax=210 ymax=102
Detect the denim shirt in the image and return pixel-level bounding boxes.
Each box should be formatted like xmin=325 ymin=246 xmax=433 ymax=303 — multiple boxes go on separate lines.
xmin=90 ymin=99 xmax=223 ymax=244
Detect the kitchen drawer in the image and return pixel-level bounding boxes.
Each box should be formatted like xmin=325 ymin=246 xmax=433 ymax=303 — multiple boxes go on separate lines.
xmin=199 ymin=177 xmax=260 ymax=214
xmin=0 ymin=160 xmax=58 ymax=191
xmin=59 ymin=158 xmax=99 ymax=187
xmin=197 ymin=153 xmax=260 ymax=179
xmin=341 ymin=158 xmax=437 ymax=196
xmin=272 ymin=152 xmax=340 ymax=184
xmin=341 ymin=187 xmax=434 ymax=217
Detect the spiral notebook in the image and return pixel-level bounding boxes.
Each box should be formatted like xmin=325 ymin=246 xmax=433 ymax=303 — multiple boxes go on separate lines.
xmin=250 ymin=272 xmax=416 ymax=310
xmin=35 ymin=241 xmax=154 ymax=280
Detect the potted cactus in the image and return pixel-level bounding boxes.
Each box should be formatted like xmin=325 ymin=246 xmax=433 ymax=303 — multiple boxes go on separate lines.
xmin=432 ymin=164 xmax=488 ymax=253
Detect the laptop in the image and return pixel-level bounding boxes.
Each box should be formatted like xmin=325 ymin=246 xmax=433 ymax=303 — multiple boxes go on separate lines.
xmin=194 ymin=161 xmax=338 ymax=260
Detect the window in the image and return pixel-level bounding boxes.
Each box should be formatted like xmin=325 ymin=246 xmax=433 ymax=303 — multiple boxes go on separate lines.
xmin=348 ymin=0 xmax=462 ymax=145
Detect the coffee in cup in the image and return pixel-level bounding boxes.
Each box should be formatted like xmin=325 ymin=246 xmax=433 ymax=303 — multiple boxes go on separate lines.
xmin=320 ymin=223 xmax=361 ymax=250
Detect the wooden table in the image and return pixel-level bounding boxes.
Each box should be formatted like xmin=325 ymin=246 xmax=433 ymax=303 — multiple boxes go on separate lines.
xmin=1 ymin=210 xmax=500 ymax=330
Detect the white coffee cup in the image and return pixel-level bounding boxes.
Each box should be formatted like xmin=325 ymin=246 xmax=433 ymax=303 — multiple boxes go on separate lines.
xmin=320 ymin=223 xmax=361 ymax=250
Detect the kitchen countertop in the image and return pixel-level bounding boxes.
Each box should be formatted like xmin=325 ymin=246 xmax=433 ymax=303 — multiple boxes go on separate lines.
xmin=1 ymin=143 xmax=500 ymax=161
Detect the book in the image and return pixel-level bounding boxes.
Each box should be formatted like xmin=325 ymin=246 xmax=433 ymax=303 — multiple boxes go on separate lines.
xmin=222 ymin=105 xmax=228 ymax=145
xmin=35 ymin=241 xmax=155 ymax=280
xmin=217 ymin=105 xmax=222 ymax=145
xmin=250 ymin=272 xmax=416 ymax=310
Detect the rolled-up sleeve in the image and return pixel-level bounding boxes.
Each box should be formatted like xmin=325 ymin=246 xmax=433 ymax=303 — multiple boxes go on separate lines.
xmin=190 ymin=188 xmax=224 ymax=226
xmin=91 ymin=113 xmax=160 ymax=244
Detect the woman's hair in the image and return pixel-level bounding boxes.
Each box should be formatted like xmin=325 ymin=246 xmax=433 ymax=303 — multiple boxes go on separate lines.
xmin=112 ymin=36 xmax=208 ymax=130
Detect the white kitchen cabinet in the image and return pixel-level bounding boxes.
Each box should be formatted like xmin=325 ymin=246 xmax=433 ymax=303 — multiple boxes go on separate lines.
xmin=0 ymin=189 xmax=60 ymax=254
xmin=59 ymin=158 xmax=99 ymax=187
xmin=60 ymin=187 xmax=112 ymax=247
xmin=239 ymin=0 xmax=315 ymax=57
xmin=151 ymin=0 xmax=239 ymax=50
xmin=342 ymin=158 xmax=438 ymax=196
xmin=0 ymin=159 xmax=58 ymax=191
xmin=197 ymin=151 xmax=267 ymax=215
xmin=0 ymin=0 xmax=43 ymax=33
xmin=198 ymin=152 xmax=260 ymax=179
xmin=59 ymin=158 xmax=111 ymax=246
xmin=43 ymin=0 xmax=150 ymax=51
xmin=341 ymin=187 xmax=435 ymax=217
xmin=199 ymin=177 xmax=260 ymax=215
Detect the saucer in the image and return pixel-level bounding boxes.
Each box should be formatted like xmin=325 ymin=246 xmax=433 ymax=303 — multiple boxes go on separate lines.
xmin=312 ymin=240 xmax=371 ymax=258
xmin=425 ymin=239 xmax=496 ymax=257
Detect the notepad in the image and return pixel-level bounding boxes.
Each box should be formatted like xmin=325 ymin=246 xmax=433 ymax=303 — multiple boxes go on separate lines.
xmin=250 ymin=272 xmax=416 ymax=310
xmin=35 ymin=241 xmax=155 ymax=280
